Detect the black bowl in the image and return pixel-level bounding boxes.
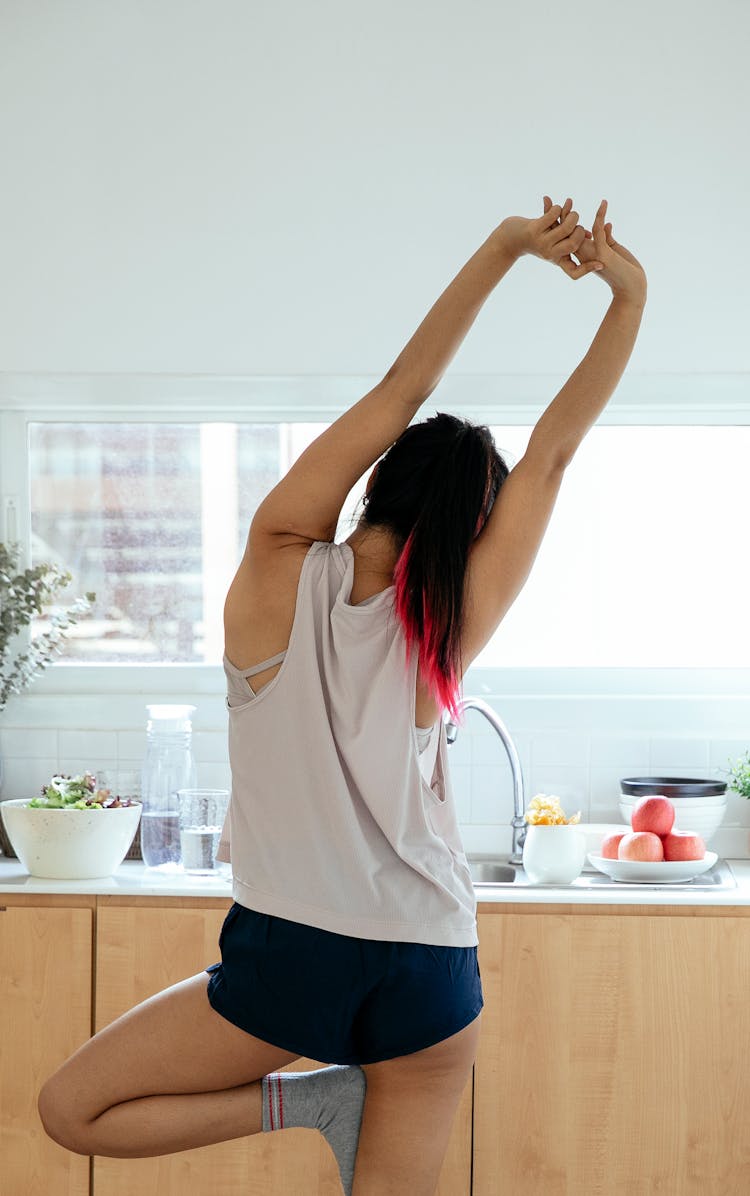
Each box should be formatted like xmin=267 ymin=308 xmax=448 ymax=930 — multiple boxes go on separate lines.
xmin=620 ymin=776 xmax=727 ymax=799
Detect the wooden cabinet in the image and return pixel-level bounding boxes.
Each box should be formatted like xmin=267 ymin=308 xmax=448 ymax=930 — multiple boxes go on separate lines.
xmin=473 ymin=904 xmax=750 ymax=1196
xmin=0 ymin=899 xmax=92 ymax=1196
xmin=9 ymin=891 xmax=747 ymax=1196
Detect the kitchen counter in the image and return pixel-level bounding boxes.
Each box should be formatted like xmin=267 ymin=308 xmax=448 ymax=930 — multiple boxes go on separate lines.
xmin=2 ymin=856 xmax=750 ymax=905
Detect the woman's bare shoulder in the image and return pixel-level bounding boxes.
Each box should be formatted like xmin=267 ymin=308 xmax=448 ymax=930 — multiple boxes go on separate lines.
xmin=224 ymin=532 xmax=320 ymax=663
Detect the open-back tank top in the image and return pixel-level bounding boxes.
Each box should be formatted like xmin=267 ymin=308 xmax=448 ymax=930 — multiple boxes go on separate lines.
xmin=215 ymin=539 xmax=477 ymax=947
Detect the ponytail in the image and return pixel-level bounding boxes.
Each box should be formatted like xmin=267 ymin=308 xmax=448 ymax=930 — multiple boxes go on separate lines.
xmin=361 ymin=412 xmax=508 ymax=725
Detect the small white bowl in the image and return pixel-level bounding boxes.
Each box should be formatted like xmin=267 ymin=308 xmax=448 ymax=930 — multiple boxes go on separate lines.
xmin=522 ymin=824 xmax=587 ymax=884
xmin=0 ymin=798 xmax=142 ymax=879
xmin=618 ymin=795 xmax=726 ymax=843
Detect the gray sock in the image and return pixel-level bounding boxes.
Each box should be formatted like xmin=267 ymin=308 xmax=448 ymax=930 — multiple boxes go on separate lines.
xmin=261 ymin=1064 xmax=367 ymax=1195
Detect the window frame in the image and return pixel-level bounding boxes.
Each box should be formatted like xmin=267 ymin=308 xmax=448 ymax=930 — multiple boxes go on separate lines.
xmin=2 ymin=371 xmax=750 ymax=701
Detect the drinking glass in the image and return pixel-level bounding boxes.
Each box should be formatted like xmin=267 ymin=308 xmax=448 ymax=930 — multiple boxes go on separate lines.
xmin=176 ymin=789 xmax=230 ymax=875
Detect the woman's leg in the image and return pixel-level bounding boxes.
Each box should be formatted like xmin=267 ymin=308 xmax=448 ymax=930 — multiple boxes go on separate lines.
xmin=353 ymin=1014 xmax=482 ymax=1196
xmin=38 ymin=970 xmax=302 ymax=1158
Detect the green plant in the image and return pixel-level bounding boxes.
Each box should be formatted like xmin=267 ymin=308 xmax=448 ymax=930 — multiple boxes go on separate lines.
xmin=0 ymin=541 xmax=95 ymax=713
xmin=726 ymin=750 xmax=750 ymax=800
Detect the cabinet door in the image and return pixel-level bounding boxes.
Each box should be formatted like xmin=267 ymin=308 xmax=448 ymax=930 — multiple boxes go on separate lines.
xmin=473 ymin=909 xmax=750 ymax=1196
xmin=93 ymin=903 xmax=472 ymax=1196
xmin=0 ymin=904 xmax=92 ymax=1196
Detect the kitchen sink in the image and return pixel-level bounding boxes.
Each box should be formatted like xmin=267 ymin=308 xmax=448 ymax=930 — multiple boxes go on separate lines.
xmin=467 ymin=856 xmax=737 ymax=891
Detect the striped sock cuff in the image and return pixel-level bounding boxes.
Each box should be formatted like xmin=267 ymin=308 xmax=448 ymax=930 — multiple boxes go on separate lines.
xmin=261 ymin=1072 xmax=284 ymax=1131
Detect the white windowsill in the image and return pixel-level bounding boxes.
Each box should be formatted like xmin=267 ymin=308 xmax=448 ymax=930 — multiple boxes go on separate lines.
xmin=1 ymin=371 xmax=749 ymax=423
xmin=11 ymin=662 xmax=750 ymax=697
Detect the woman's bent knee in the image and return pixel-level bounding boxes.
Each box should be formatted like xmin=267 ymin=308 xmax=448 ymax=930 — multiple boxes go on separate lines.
xmin=38 ymin=1081 xmax=90 ymax=1154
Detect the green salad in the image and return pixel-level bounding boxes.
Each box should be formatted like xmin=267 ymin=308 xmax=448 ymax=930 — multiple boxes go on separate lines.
xmin=28 ymin=771 xmax=140 ymax=810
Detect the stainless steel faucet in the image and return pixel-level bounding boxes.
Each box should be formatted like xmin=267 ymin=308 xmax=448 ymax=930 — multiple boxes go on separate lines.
xmin=445 ymin=697 xmax=527 ymax=865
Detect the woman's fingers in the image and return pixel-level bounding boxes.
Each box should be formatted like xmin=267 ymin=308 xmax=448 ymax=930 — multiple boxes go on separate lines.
xmin=539 ymin=200 xmax=564 ymax=230
xmin=539 ymin=196 xmax=609 ymax=277
xmin=570 ymin=225 xmax=587 ymax=252
xmin=554 ymin=224 xmax=587 ymax=258
xmin=543 ymin=195 xmax=571 ymax=216
xmin=541 ymin=195 xmax=573 ymax=227
xmin=592 ymin=199 xmax=609 ymax=250
xmin=559 ymin=256 xmax=605 ymax=280
xmin=546 ymin=208 xmax=580 ymax=247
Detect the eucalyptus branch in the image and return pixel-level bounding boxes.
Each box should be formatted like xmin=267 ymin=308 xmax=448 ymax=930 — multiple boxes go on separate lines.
xmin=0 ymin=541 xmax=96 ymax=714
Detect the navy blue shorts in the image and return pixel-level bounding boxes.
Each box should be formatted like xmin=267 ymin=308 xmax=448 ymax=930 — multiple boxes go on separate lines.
xmin=205 ymin=901 xmax=483 ymax=1065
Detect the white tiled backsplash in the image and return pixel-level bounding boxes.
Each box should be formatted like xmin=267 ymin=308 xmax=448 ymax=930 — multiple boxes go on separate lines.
xmin=2 ymin=671 xmax=749 ymax=858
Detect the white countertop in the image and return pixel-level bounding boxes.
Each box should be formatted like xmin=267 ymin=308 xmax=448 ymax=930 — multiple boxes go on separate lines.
xmin=2 ymin=856 xmax=750 ymax=906
xmin=0 ymin=857 xmax=235 ymax=898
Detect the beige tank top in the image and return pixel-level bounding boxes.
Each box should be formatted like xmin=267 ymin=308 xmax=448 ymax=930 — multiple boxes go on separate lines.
xmin=216 ymin=539 xmax=477 ymax=947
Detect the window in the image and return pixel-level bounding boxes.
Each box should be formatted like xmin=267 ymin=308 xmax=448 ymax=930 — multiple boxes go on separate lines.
xmin=480 ymin=425 xmax=747 ymax=667
xmin=28 ymin=421 xmax=327 ymax=662
xmin=23 ymin=417 xmax=749 ymax=668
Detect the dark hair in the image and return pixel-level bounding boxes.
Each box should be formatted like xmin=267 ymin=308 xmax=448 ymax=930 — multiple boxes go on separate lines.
xmin=358 ymin=411 xmax=509 ymax=723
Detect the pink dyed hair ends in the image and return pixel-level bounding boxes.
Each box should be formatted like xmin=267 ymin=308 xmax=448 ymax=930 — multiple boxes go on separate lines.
xmin=393 ymin=528 xmax=463 ymax=724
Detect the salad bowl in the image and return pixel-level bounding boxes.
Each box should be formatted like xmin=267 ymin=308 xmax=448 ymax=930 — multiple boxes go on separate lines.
xmin=0 ymin=773 xmax=142 ymax=879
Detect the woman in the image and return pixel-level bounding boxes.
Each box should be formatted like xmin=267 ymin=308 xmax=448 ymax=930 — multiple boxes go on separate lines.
xmin=38 ymin=197 xmax=646 ymax=1196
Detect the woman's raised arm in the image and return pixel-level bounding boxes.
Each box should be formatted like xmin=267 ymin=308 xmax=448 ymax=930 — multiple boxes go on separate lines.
xmin=527 ymin=199 xmax=647 ymax=468
xmin=455 ymin=200 xmax=646 ymax=669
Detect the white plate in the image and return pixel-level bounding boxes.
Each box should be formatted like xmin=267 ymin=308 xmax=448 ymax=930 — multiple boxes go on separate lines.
xmin=587 ymin=851 xmax=717 ymax=884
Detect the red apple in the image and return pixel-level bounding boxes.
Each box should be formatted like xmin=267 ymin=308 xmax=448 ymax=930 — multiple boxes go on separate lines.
xmin=631 ymin=795 xmax=675 ymax=836
xmin=662 ymin=831 xmax=706 ymax=861
xmin=601 ymin=833 xmax=626 ymax=860
xmin=618 ymin=831 xmax=664 ymax=862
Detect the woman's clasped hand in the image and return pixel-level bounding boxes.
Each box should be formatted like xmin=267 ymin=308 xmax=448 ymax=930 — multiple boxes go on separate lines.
xmin=494 ymin=196 xmax=647 ymax=303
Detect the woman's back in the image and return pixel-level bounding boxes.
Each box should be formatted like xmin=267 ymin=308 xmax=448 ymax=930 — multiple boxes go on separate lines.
xmin=224 ymin=531 xmax=443 ymax=732
xmin=218 ymin=537 xmax=477 ymax=947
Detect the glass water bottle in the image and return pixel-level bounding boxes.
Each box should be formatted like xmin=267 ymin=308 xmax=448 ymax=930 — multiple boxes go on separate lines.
xmin=140 ymin=704 xmax=197 ymax=870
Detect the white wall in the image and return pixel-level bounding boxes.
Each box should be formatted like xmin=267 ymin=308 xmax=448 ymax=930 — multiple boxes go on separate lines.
xmin=0 ymin=0 xmax=748 ymax=376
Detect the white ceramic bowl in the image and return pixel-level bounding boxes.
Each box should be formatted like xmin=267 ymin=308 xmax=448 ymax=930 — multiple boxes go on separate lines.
xmin=618 ymin=794 xmax=726 ymax=843
xmin=0 ymin=798 xmax=142 ymax=879
xmin=522 ymin=824 xmax=587 ymax=884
